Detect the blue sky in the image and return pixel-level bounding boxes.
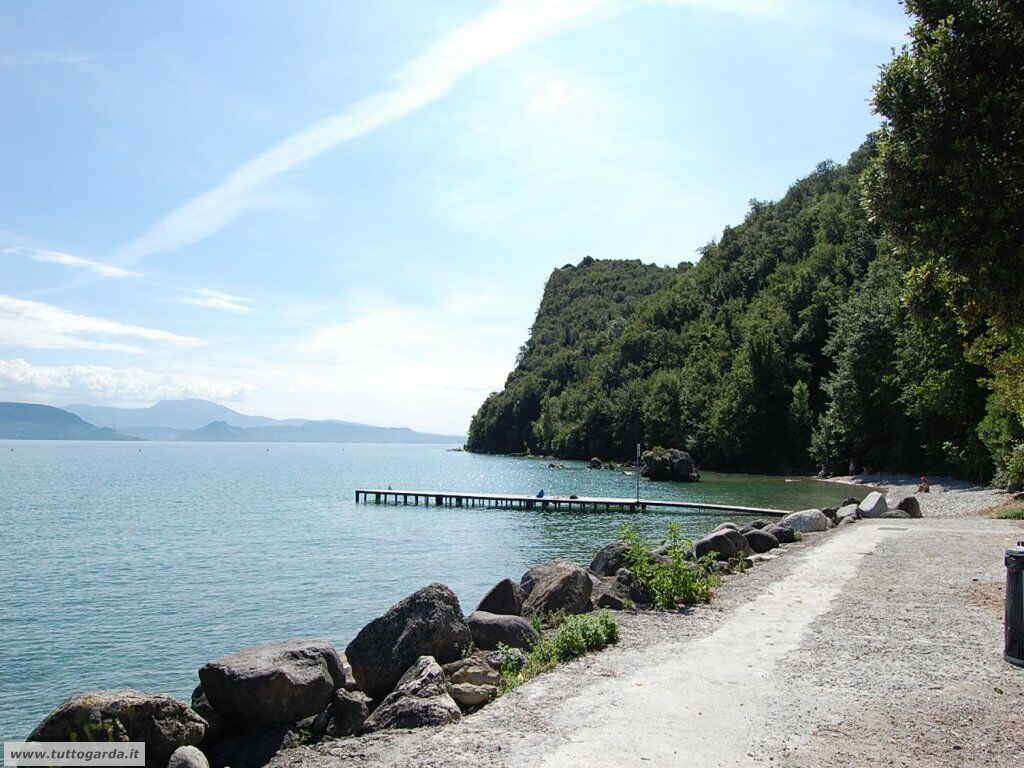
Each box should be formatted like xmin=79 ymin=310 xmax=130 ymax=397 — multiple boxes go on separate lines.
xmin=0 ymin=0 xmax=909 ymax=433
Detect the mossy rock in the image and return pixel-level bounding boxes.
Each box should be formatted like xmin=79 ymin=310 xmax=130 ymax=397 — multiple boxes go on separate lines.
xmin=28 ymin=689 xmax=206 ymax=768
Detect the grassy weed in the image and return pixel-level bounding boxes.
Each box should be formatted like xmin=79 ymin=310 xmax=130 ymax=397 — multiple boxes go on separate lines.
xmin=496 ymin=610 xmax=620 ymax=693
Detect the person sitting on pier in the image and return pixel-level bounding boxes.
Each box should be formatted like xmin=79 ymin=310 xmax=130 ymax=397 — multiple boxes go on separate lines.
xmin=536 ymin=489 xmax=545 ymax=498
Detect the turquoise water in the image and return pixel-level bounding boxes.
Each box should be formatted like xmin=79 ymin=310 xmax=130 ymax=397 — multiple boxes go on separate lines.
xmin=0 ymin=441 xmax=864 ymax=740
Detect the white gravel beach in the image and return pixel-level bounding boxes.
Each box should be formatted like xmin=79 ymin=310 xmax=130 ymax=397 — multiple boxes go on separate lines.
xmin=822 ymin=472 xmax=1012 ymax=518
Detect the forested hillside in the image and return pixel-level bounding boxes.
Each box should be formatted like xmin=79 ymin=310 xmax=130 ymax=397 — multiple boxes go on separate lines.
xmin=469 ymin=0 xmax=1024 ymax=486
xmin=467 ymin=139 xmax=1011 ymax=480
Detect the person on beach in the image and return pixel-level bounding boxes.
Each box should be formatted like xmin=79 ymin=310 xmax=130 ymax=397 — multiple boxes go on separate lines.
xmin=917 ymin=475 xmax=930 ymax=493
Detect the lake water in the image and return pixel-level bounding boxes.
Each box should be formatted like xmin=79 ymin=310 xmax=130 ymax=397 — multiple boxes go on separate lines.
xmin=0 ymin=440 xmax=865 ymax=740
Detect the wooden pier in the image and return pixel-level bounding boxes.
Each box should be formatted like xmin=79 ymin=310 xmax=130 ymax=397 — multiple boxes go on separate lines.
xmin=353 ymin=489 xmax=788 ymax=517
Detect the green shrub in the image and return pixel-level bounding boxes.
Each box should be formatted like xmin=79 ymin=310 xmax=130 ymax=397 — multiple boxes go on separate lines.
xmin=496 ymin=610 xmax=620 ymax=693
xmin=621 ymin=523 xmax=720 ymax=608
xmin=727 ymin=551 xmax=752 ymax=573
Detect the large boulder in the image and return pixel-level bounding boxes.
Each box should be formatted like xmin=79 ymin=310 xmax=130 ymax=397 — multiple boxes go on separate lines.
xmin=641 ymin=447 xmax=698 ymax=481
xmin=359 ymin=657 xmax=461 ymax=733
xmin=447 ymin=657 xmax=501 ymax=687
xmin=836 ymin=504 xmax=860 ymax=523
xmin=896 ymin=496 xmax=923 ymax=518
xmin=324 ymin=689 xmax=371 ymax=737
xmin=590 ymin=574 xmax=633 ymax=610
xmin=766 ymin=524 xmax=797 ymax=543
xmin=345 ymin=583 xmax=472 ymax=701
xmin=614 ymin=568 xmax=654 ymax=607
xmin=521 ymin=561 xmax=593 ymax=616
xmin=475 ymin=578 xmax=524 ymax=616
xmin=589 ymin=541 xmax=631 ymax=576
xmin=466 ymin=611 xmax=539 ymax=650
xmin=27 ymin=690 xmax=205 ymax=768
xmin=743 ymin=528 xmax=779 ymax=554
xmin=447 ymin=658 xmax=500 ymax=711
xmin=883 ymin=509 xmax=912 ymax=518
xmin=779 ymin=509 xmax=831 ymax=533
xmin=198 ymin=638 xmax=344 ymax=727
xmin=693 ymin=528 xmax=753 ymax=561
xmin=189 ymin=685 xmax=225 ymax=747
xmin=450 ymin=682 xmax=496 ymax=710
xmin=203 ymin=725 xmax=298 ymax=768
xmin=520 ymin=559 xmax=575 ymax=597
xmin=857 ymin=491 xmax=888 ymax=519
xmin=167 ymin=746 xmax=209 ymax=768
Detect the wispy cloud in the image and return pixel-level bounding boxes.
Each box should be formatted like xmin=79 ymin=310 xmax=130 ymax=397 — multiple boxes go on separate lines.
xmin=180 ymin=289 xmax=254 ymax=313
xmin=656 ymin=0 xmax=785 ymax=15
xmin=4 ymin=246 xmax=141 ymax=278
xmin=113 ymin=0 xmax=616 ymax=265
xmin=658 ymin=0 xmax=907 ymax=41
xmin=108 ymin=0 xmax=902 ymax=267
xmin=0 ymin=295 xmax=201 ymax=354
xmin=0 ymin=358 xmax=244 ymax=403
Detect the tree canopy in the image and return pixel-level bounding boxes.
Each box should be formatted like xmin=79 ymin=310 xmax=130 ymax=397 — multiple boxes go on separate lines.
xmin=468 ymin=0 xmax=1024 ymax=486
xmin=865 ymin=0 xmax=1024 ymax=486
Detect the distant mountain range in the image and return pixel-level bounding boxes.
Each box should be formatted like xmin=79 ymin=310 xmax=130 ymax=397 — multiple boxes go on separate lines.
xmin=0 ymin=403 xmax=139 ymax=441
xmin=175 ymin=419 xmax=463 ymax=444
xmin=65 ymin=399 xmax=292 ymax=431
xmin=36 ymin=399 xmax=465 ymax=443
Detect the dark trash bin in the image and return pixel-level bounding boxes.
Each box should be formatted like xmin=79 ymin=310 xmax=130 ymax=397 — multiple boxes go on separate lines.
xmin=1007 ymin=542 xmax=1024 ymax=667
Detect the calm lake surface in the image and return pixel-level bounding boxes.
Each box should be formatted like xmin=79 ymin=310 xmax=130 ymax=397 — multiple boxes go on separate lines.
xmin=0 ymin=440 xmax=866 ymax=739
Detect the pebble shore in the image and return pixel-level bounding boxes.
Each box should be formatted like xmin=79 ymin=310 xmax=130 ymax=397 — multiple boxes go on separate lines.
xmin=821 ymin=472 xmax=1010 ymax=518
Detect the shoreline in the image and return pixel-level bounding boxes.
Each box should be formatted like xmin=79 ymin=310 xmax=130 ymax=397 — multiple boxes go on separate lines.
xmin=814 ymin=472 xmax=1010 ymax=518
xmin=19 ymin=480 xmax=1015 ymax=767
xmin=21 ymin=495 xmax=863 ymax=765
xmin=271 ymin=513 xmax=1024 ymax=768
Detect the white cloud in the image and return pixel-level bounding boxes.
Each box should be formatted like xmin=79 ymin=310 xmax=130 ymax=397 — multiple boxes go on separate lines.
xmin=180 ymin=289 xmax=254 ymax=313
xmin=656 ymin=0 xmax=907 ymax=41
xmin=0 ymin=358 xmax=245 ymax=403
xmin=4 ymin=247 xmax=141 ymax=278
xmin=299 ymin=296 xmax=519 ymax=391
xmin=656 ymin=0 xmax=785 ymax=16
xmin=0 ymin=295 xmax=201 ymax=354
xmin=113 ymin=0 xmax=616 ymax=265
xmin=527 ymin=79 xmax=574 ymax=113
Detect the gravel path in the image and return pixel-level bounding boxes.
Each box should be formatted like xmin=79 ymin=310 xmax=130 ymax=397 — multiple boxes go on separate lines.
xmin=270 ymin=507 xmax=1023 ymax=768
xmin=775 ymin=517 xmax=1023 ymax=767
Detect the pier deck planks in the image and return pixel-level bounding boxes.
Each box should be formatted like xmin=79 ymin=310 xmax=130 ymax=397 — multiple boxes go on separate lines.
xmin=354 ymin=489 xmax=788 ymax=517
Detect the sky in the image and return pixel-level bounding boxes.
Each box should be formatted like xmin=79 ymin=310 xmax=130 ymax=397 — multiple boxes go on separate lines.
xmin=0 ymin=0 xmax=910 ymax=434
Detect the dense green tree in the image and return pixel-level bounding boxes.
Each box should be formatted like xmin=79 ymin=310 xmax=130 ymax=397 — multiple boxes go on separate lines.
xmin=865 ymin=0 xmax=1024 ymax=483
xmin=809 ymin=255 xmax=917 ymax=473
xmin=864 ymin=0 xmax=1024 ymax=325
xmin=469 ymin=144 xmax=910 ymax=472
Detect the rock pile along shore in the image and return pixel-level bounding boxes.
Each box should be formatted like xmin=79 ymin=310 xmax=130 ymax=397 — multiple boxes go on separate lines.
xmin=25 ymin=490 xmax=924 ymax=768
